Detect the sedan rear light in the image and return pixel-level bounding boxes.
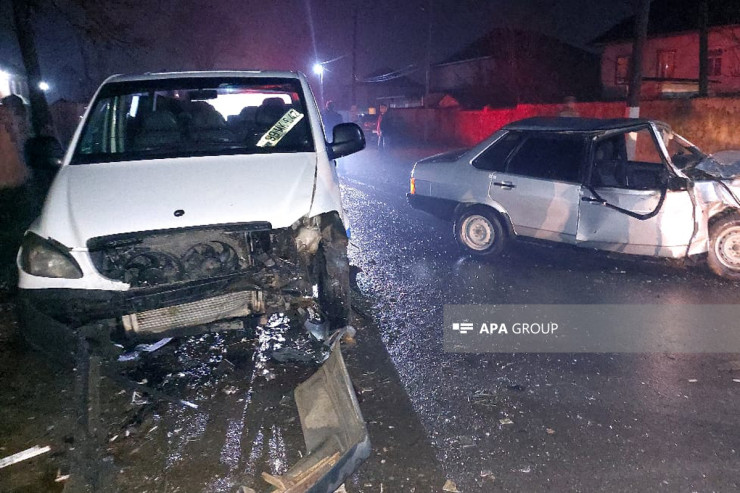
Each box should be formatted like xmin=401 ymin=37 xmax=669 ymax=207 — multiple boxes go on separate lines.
xmin=410 ymin=177 xmax=416 ymax=194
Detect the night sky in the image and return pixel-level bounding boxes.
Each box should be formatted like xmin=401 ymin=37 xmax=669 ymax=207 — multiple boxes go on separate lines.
xmin=1 ymin=0 xmax=636 ymax=103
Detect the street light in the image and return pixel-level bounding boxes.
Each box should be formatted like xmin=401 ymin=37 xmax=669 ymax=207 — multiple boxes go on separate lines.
xmin=312 ymin=63 xmax=324 ymax=107
xmin=38 ymin=81 xmax=50 ymax=92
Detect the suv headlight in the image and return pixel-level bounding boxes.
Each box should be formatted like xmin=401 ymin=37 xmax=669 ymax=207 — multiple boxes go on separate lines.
xmin=19 ymin=233 xmax=83 ymax=279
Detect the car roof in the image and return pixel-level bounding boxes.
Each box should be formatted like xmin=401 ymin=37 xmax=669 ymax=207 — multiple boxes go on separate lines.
xmin=503 ymin=117 xmax=669 ymax=133
xmin=104 ymin=70 xmax=303 ymax=83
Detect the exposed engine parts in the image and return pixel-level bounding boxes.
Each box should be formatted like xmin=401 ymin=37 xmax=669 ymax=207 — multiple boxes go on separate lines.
xmin=89 ymin=226 xmax=298 ymax=288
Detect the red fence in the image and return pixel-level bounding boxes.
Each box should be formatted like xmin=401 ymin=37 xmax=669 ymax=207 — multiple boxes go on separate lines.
xmin=393 ymin=98 xmax=740 ymax=153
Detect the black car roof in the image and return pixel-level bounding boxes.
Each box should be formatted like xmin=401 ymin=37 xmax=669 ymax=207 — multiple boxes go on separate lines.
xmin=503 ymin=117 xmax=666 ymax=133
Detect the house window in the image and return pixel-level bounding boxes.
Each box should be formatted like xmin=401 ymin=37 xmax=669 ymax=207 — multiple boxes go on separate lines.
xmin=615 ymin=56 xmax=630 ymax=85
xmin=657 ymin=50 xmax=676 ymax=79
xmin=708 ymin=49 xmax=723 ymax=76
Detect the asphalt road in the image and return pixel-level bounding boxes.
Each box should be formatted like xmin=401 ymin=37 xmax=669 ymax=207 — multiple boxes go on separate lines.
xmin=338 ymin=145 xmax=740 ymax=492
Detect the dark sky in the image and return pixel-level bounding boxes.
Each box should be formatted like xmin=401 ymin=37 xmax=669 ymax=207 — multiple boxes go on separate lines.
xmin=0 ymin=0 xmax=636 ymax=103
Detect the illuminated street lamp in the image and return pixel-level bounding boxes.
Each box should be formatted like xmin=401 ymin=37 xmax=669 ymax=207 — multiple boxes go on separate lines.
xmin=38 ymin=81 xmax=50 ymax=92
xmin=312 ymin=63 xmax=325 ymax=106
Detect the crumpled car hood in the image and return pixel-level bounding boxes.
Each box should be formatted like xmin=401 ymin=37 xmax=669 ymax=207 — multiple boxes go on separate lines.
xmin=36 ymin=153 xmax=317 ymax=248
xmin=695 ymin=150 xmax=740 ymax=179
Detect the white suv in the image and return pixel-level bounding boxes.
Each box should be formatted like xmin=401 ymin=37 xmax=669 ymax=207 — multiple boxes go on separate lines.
xmin=17 ymin=71 xmax=365 ymax=347
xmin=409 ymin=117 xmax=740 ymax=279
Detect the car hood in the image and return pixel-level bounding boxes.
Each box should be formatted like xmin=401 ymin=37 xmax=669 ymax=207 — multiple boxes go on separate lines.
xmin=36 ymin=153 xmax=317 ymax=248
xmin=695 ymin=150 xmax=740 ymax=179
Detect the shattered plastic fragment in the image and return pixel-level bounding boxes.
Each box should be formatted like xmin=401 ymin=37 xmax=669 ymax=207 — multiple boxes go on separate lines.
xmin=442 ymin=479 xmax=460 ymax=492
xmin=0 ymin=445 xmax=51 ymax=469
xmin=499 ymin=418 xmax=514 ymax=425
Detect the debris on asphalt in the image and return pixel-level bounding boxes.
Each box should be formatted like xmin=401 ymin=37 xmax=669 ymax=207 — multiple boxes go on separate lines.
xmin=480 ymin=470 xmax=495 ymax=482
xmin=442 ymin=479 xmax=460 ymax=492
xmin=499 ymin=418 xmax=514 ymax=425
xmin=118 ymin=337 xmax=174 ymax=362
xmin=0 ymin=445 xmax=51 ymax=469
xmin=304 ymin=312 xmax=329 ymax=341
xmin=688 ymin=379 xmax=698 ymax=383
xmin=733 ymin=379 xmax=740 ymax=383
xmin=546 ymin=428 xmax=556 ymax=435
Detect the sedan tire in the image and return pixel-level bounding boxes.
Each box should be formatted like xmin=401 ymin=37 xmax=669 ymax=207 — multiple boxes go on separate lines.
xmin=708 ymin=213 xmax=740 ymax=280
xmin=454 ymin=206 xmax=507 ymax=257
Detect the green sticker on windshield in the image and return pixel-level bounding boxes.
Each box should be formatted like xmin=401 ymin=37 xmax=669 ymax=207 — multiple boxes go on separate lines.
xmin=256 ymin=109 xmax=305 ymax=147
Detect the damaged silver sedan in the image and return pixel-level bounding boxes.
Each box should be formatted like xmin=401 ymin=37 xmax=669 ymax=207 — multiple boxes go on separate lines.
xmin=408 ymin=117 xmax=740 ymax=279
xmin=16 ymin=71 xmax=369 ymax=491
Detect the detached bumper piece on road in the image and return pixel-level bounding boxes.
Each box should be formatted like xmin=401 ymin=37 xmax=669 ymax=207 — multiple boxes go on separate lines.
xmin=259 ymin=341 xmax=370 ymax=493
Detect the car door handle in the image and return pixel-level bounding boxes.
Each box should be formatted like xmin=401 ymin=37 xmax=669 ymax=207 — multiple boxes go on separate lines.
xmin=492 ymin=181 xmax=515 ymax=190
xmin=581 ymin=196 xmax=606 ymax=205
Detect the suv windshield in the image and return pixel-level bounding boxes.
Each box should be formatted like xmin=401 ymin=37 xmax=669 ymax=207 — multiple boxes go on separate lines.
xmin=72 ymin=77 xmax=314 ymax=164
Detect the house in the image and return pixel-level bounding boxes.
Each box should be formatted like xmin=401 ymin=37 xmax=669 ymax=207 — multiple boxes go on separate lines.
xmin=594 ymin=0 xmax=740 ymax=99
xmin=429 ymin=29 xmax=601 ymax=109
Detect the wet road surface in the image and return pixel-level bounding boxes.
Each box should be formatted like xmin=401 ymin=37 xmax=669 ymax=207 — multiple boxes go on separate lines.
xmin=3 ymin=145 xmax=740 ymax=492
xmin=339 ymin=146 xmax=740 ymax=492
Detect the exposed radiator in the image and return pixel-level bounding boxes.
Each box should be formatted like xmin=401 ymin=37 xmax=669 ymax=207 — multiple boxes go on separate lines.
xmin=122 ymin=290 xmax=264 ymax=335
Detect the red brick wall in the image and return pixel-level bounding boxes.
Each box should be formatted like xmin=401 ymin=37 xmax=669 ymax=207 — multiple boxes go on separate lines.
xmin=394 ymin=98 xmax=740 ymax=153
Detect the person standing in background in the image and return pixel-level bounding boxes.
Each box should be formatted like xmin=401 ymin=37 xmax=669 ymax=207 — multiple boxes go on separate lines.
xmin=321 ymin=100 xmax=343 ymax=138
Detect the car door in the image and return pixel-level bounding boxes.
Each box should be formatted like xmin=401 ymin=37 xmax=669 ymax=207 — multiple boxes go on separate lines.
xmin=577 ymin=125 xmax=695 ymax=257
xmin=486 ymin=132 xmax=585 ymax=242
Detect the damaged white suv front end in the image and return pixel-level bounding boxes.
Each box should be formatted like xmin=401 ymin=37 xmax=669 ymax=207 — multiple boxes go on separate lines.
xmin=17 ymin=71 xmax=368 ymax=491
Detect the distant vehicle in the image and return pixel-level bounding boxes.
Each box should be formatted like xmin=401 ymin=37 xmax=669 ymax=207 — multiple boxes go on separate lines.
xmin=357 ymin=113 xmax=378 ymax=144
xmin=408 ymin=117 xmax=740 ymax=279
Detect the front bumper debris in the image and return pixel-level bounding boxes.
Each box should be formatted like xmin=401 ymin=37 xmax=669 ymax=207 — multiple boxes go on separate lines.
xmin=258 ymin=340 xmax=370 ymax=493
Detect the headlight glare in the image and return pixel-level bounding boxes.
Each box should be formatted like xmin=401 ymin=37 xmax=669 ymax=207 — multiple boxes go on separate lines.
xmin=20 ymin=233 xmax=83 ymax=279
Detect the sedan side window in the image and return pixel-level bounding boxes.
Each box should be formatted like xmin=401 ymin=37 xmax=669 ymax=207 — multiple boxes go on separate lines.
xmin=506 ymin=135 xmax=584 ymax=182
xmin=472 ymin=131 xmax=523 ymax=171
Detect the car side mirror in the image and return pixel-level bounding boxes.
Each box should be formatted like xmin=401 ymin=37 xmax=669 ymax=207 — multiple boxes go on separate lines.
xmin=329 ymin=123 xmax=365 ymax=159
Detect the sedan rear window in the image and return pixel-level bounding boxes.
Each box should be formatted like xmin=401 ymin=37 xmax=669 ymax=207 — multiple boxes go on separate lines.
xmin=506 ymin=134 xmax=585 ymax=182
xmin=72 ymin=77 xmax=314 ymax=164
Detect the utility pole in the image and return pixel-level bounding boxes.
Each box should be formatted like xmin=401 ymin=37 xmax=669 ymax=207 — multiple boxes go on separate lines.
xmin=11 ymin=0 xmax=51 ymax=135
xmin=626 ymin=0 xmax=650 ymax=118
xmin=351 ymin=4 xmax=358 ymax=106
xmin=699 ymin=0 xmax=709 ymax=97
xmin=424 ymin=0 xmax=432 ymax=107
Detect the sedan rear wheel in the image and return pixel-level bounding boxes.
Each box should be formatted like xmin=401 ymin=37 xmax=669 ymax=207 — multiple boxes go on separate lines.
xmin=454 ymin=207 xmax=507 ymax=257
xmin=708 ymin=213 xmax=740 ymax=280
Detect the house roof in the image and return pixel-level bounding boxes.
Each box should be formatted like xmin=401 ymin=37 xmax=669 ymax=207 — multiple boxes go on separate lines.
xmin=592 ymin=0 xmax=740 ymax=45
xmin=437 ymin=29 xmax=590 ymax=66
xmin=504 ymin=117 xmax=667 ymax=133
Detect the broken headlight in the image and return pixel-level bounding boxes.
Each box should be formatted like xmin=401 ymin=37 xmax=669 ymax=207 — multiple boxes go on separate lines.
xmin=20 ymin=233 xmax=83 ymax=279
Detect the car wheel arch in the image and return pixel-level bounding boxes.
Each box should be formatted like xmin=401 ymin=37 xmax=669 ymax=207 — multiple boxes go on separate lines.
xmin=453 ymin=202 xmax=515 ymax=236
